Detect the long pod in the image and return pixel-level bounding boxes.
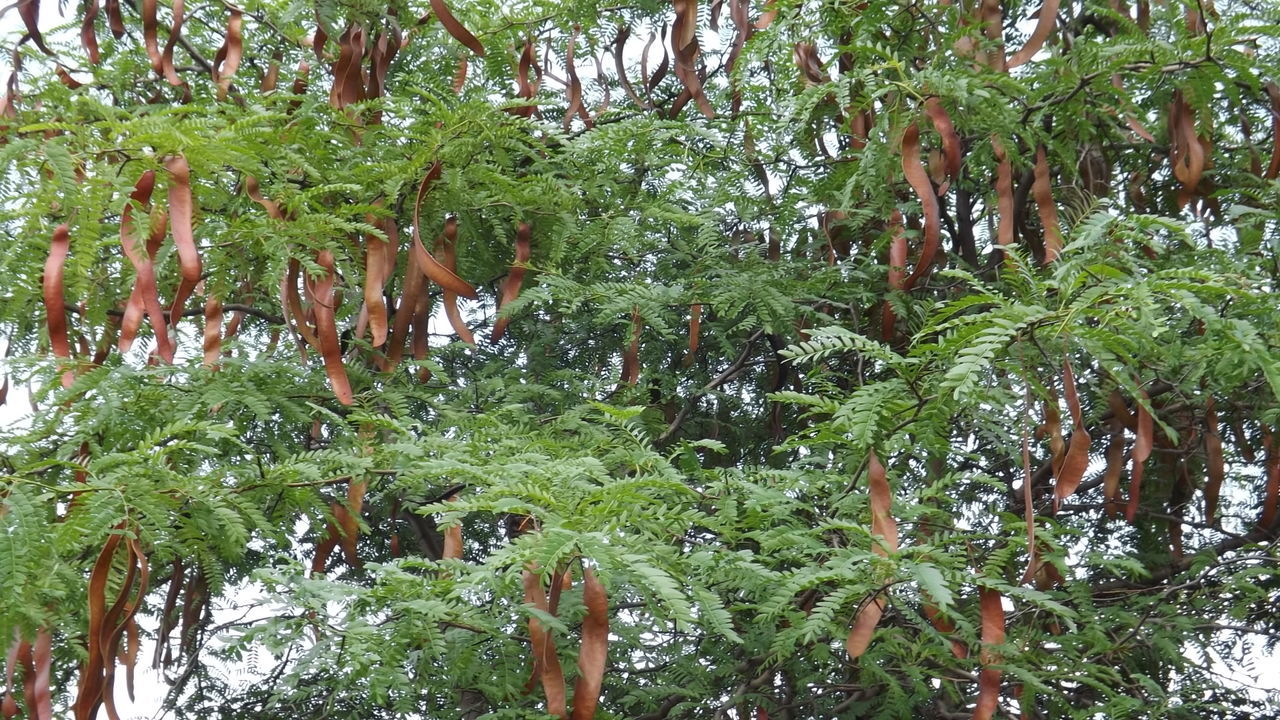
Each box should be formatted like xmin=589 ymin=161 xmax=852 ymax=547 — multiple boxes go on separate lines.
xmin=165 ymin=155 xmax=202 ymax=328
xmin=364 ymin=221 xmax=390 ymax=347
xmin=202 ymin=294 xmax=222 ymax=369
xmin=411 ymin=163 xmax=477 ymax=299
xmin=972 ymin=588 xmax=1005 ymax=720
xmin=119 ymin=171 xmax=174 ymax=361
xmin=1006 ymin=0 xmax=1060 ymax=68
xmin=43 ymin=223 xmax=75 ymax=388
xmin=1053 ymin=359 xmax=1092 ymax=509
xmin=211 ymin=7 xmax=243 ymax=100
xmin=570 ymin=568 xmax=608 ymax=720
xmin=1033 ymin=147 xmax=1063 ymax=263
xmin=308 ymin=250 xmax=354 ymax=404
xmin=1125 ymin=391 xmax=1154 ymax=523
xmin=900 ymin=124 xmax=941 ymax=290
xmin=847 ymin=451 xmax=897 ymax=658
xmin=492 ymin=222 xmax=532 ymax=342
xmin=1203 ymin=398 xmax=1224 ymax=524
xmin=523 ymin=568 xmax=568 ymax=718
xmin=437 ymin=218 xmax=475 ymax=344
xmin=430 ymin=0 xmax=485 ymax=56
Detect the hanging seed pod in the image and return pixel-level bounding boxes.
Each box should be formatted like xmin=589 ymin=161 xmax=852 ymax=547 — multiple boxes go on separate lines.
xmin=308 ymin=250 xmax=354 ymax=405
xmin=1125 ymin=391 xmax=1154 ymax=523
xmin=430 ymin=0 xmax=485 ymax=56
xmin=492 ymin=222 xmax=533 ymax=342
xmin=973 ymin=587 xmax=1006 ymax=720
xmin=900 ymin=123 xmax=941 ymax=290
xmin=1053 ymin=359 xmax=1092 ymax=509
xmin=165 ymin=155 xmax=202 ymax=328
xmin=1203 ymin=398 xmax=1224 ymax=524
xmin=1006 ymin=0 xmax=1060 ymax=68
xmin=523 ymin=567 xmax=568 ymax=718
xmin=1033 ymin=146 xmax=1063 ymax=263
xmin=43 ymin=223 xmax=75 ymax=388
xmin=570 ymin=567 xmax=608 ymax=720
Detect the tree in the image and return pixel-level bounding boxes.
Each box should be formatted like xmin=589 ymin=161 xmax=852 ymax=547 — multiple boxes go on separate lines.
xmin=1 ymin=0 xmax=1280 ymax=717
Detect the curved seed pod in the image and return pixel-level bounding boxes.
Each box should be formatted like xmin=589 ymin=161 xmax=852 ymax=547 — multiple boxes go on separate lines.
xmin=973 ymin=587 xmax=1005 ymax=720
xmin=1101 ymin=425 xmax=1126 ymax=516
xmin=682 ymin=302 xmax=702 ymax=365
xmin=309 ymin=250 xmax=354 ymax=404
xmin=43 ymin=223 xmax=74 ymax=388
xmin=523 ymin=567 xmax=568 ymax=719
xmin=1020 ymin=395 xmax=1039 ymax=585
xmin=1203 ymin=398 xmax=1224 ymax=524
xmin=442 ymin=493 xmax=463 ymax=560
xmin=430 ymin=0 xmax=484 ymax=56
xmin=1044 ymin=396 xmax=1065 ymax=473
xmin=104 ymin=0 xmax=123 ymax=38
xmin=153 ymin=560 xmax=183 ymax=670
xmin=793 ymin=42 xmax=826 ymax=86
xmin=75 ymin=533 xmax=122 ymax=719
xmin=923 ymin=98 xmax=961 ymax=186
xmin=848 ymin=451 xmax=897 ymax=659
xmin=510 ymin=38 xmax=541 ymax=117
xmin=202 ymin=294 xmax=222 ymax=369
xmin=55 ymin=64 xmax=83 ymax=89
xmin=845 ymin=593 xmax=885 ymax=659
xmin=328 ymin=25 xmax=366 ymax=109
xmin=29 ymin=629 xmax=50 ymax=720
xmin=2 ymin=632 xmax=18 ymax=716
xmin=364 ymin=221 xmax=390 ymax=347
xmin=620 ymin=307 xmax=641 ymax=386
xmin=492 ymin=222 xmax=532 ymax=342
xmin=452 ymin=55 xmax=468 ymax=94
xmin=212 ymin=7 xmax=243 ymax=100
xmin=437 ymin=218 xmax=475 ymax=344
xmin=1263 ymin=431 xmax=1280 ymax=529
xmin=411 ymin=163 xmax=477 ymax=299
xmin=412 ymin=285 xmax=433 ymax=382
xmin=160 ymin=0 xmax=187 ymax=87
xmin=142 ymin=0 xmax=162 ymax=72
xmin=570 ymin=567 xmax=608 ymax=720
xmin=755 ymin=0 xmax=778 ymax=29
xmin=900 ymin=123 xmax=941 ymax=290
xmin=613 ymin=26 xmax=647 ymax=109
xmin=991 ymin=138 xmax=1015 ymax=250
xmin=1169 ymin=91 xmax=1207 ymax=207
xmin=1033 ymin=146 xmax=1063 ymax=263
xmin=882 ymin=211 xmax=906 ymax=341
xmin=18 ymin=0 xmax=52 ymax=55
xmin=81 ymin=0 xmax=100 ymax=65
xmin=1125 ymin=391 xmax=1153 ymax=523
xmin=1107 ymin=388 xmax=1136 ymax=430
xmin=312 ymin=522 xmax=339 ymax=574
xmin=282 ymin=258 xmax=320 ymax=350
xmin=562 ymin=26 xmax=591 ymax=132
xmin=868 ymin=451 xmax=898 ymax=554
xmin=923 ymin=604 xmax=966 ymax=659
xmin=671 ymin=0 xmax=714 ymax=118
xmin=1053 ymin=359 xmax=1092 ymax=509
xmin=1006 ymin=0 xmax=1060 ymax=68
xmin=385 ymin=247 xmax=425 ymax=370
xmin=165 ymin=155 xmax=202 ymax=328
xmin=338 ymin=480 xmax=366 ymax=567
xmin=119 ymin=171 xmax=174 ymax=360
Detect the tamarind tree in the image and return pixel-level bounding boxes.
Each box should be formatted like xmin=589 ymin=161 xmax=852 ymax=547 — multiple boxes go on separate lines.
xmin=2 ymin=0 xmax=1280 ymax=717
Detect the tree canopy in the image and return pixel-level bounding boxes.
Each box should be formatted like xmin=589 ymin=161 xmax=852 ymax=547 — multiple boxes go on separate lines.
xmin=2 ymin=0 xmax=1280 ymax=717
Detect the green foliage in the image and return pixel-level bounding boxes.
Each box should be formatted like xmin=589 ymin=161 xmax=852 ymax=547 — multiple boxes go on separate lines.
xmin=2 ymin=0 xmax=1280 ymax=717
